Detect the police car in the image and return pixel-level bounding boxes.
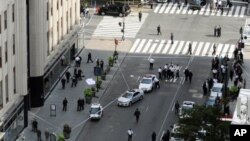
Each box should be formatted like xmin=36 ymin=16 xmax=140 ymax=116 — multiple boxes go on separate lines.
xmin=179 ymin=101 xmax=195 ymax=119
xmin=117 ymin=89 xmax=144 ymax=107
xmin=139 ymin=74 xmax=158 ymax=92
xmin=89 ymin=103 xmax=103 ymax=120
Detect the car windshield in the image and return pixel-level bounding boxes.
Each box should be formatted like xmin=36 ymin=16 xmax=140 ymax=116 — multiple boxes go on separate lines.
xmin=212 ymin=87 xmax=221 ymax=92
xmin=182 ymin=105 xmax=193 ymax=110
xmin=90 ymin=107 xmax=101 ymax=114
xmin=123 ymin=93 xmax=133 ymax=98
xmin=141 ymin=79 xmax=152 ymax=84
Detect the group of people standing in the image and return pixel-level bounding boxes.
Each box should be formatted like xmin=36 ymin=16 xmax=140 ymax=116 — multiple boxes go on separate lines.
xmin=214 ymin=25 xmax=222 ymax=37
xmin=158 ymin=64 xmax=180 ymax=81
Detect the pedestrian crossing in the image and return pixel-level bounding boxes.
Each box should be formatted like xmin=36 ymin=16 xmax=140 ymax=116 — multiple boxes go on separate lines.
xmin=154 ymin=3 xmax=246 ymax=18
xmin=129 ymin=39 xmax=235 ymax=58
xmin=93 ymin=12 xmax=148 ymax=38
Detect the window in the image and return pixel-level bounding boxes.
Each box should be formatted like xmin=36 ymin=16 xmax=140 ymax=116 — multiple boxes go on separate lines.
xmin=47 ymin=2 xmax=49 ymax=20
xmin=51 ymin=6 xmax=53 ymax=16
xmin=61 ymin=17 xmax=63 ymax=40
xmin=47 ymin=31 xmax=50 ymax=56
xmin=5 ymin=41 xmax=7 ymax=63
xmin=12 ymin=4 xmax=15 ymax=22
xmin=57 ymin=1 xmax=59 ymax=10
xmin=4 ymin=11 xmax=7 ymax=29
xmin=57 ymin=21 xmax=59 ymax=44
xmin=5 ymin=75 xmax=8 ymax=103
xmin=0 ymin=47 xmax=2 ymax=68
xmin=0 ymin=15 xmax=1 ymax=34
xmin=66 ymin=11 xmax=68 ymax=33
xmin=61 ymin=0 xmax=63 ymax=6
xmin=13 ymin=67 xmax=16 ymax=93
xmin=70 ymin=8 xmax=72 ymax=29
xmin=0 ymin=81 xmax=3 ymax=108
xmin=13 ymin=34 xmax=15 ymax=55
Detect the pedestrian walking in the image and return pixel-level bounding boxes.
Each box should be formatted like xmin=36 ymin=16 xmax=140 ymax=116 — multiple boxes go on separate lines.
xmin=77 ymin=68 xmax=83 ymax=80
xmin=65 ymin=71 xmax=71 ymax=83
xmin=100 ymin=59 xmax=104 ymax=71
xmin=80 ymin=98 xmax=85 ymax=110
xmin=134 ymin=108 xmax=141 ymax=123
xmin=188 ymin=42 xmax=192 ymax=55
xmin=162 ymin=130 xmax=170 ymax=141
xmin=212 ymin=43 xmax=216 ymax=56
xmin=149 ymin=57 xmax=155 ymax=70
xmin=170 ymin=32 xmax=174 ymax=44
xmin=75 ymin=56 xmax=80 ymax=67
xmin=189 ymin=71 xmax=193 ymax=83
xmin=61 ymin=77 xmax=66 ymax=89
xmin=214 ymin=25 xmax=217 ymax=37
xmin=87 ymin=52 xmax=93 ymax=63
xmin=60 ymin=55 xmax=65 ymax=66
xmin=77 ymin=98 xmax=81 ymax=111
xmin=32 ymin=119 xmax=38 ymax=132
xmin=63 ymin=97 xmax=68 ymax=111
xmin=184 ymin=0 xmax=187 ymax=5
xmin=96 ymin=58 xmax=100 ymax=67
xmin=154 ymin=76 xmax=160 ymax=88
xmin=184 ymin=68 xmax=189 ymax=81
xmin=71 ymin=76 xmax=76 ymax=87
xmin=44 ymin=128 xmax=50 ymax=141
xmin=202 ymin=81 xmax=208 ymax=96
xmin=138 ymin=11 xmax=142 ymax=22
xmin=157 ymin=25 xmax=161 ymax=35
xmin=229 ymin=69 xmax=234 ymax=81
xmin=152 ymin=131 xmax=156 ymax=141
xmin=127 ymin=129 xmax=134 ymax=141
xmin=37 ymin=129 xmax=42 ymax=141
xmin=177 ymin=1 xmax=181 ymax=9
xmin=158 ymin=67 xmax=162 ymax=80
xmin=218 ymin=25 xmax=221 ymax=37
xmin=175 ymin=100 xmax=180 ymax=114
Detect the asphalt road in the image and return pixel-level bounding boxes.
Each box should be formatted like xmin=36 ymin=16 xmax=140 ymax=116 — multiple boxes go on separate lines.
xmin=77 ymin=3 xmax=245 ymax=141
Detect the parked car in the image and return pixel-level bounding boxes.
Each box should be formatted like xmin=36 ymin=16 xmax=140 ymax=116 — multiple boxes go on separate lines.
xmin=210 ymin=83 xmax=223 ymax=98
xmin=89 ymin=103 xmax=103 ymax=120
xmin=97 ymin=3 xmax=131 ymax=17
xmin=117 ymin=89 xmax=144 ymax=106
xmin=179 ymin=101 xmax=195 ymax=119
xmin=139 ymin=74 xmax=158 ymax=92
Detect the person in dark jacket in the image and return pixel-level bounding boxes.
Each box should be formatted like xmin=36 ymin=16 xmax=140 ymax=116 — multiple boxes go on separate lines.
xmin=134 ymin=108 xmax=141 ymax=123
xmin=151 ymin=131 xmax=156 ymax=141
xmin=61 ymin=77 xmax=66 ymax=89
xmin=63 ymin=98 xmax=68 ymax=111
xmin=65 ymin=71 xmax=71 ymax=83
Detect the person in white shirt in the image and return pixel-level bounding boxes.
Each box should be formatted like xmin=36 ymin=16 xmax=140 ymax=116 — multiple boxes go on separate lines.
xmin=127 ymin=129 xmax=134 ymax=141
xmin=158 ymin=67 xmax=162 ymax=80
xmin=149 ymin=57 xmax=155 ymax=70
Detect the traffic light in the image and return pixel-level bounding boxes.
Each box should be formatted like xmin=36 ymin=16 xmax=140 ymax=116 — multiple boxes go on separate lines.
xmin=118 ymin=22 xmax=122 ymax=27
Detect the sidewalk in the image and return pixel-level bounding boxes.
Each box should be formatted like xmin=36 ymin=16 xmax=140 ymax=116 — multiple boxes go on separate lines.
xmin=17 ymin=37 xmax=132 ymax=141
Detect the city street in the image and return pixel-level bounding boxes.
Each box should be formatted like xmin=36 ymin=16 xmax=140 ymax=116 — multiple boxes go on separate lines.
xmin=76 ymin=1 xmax=246 ymax=141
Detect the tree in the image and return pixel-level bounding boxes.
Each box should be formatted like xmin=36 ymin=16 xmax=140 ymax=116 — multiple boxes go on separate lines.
xmin=176 ymin=105 xmax=230 ymax=141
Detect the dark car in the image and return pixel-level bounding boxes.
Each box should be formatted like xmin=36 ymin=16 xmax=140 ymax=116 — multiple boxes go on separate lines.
xmin=188 ymin=0 xmax=206 ymax=10
xmin=98 ymin=3 xmax=131 ymax=17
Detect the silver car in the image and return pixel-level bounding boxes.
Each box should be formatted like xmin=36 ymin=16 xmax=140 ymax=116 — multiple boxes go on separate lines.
xmin=117 ymin=89 xmax=144 ymax=107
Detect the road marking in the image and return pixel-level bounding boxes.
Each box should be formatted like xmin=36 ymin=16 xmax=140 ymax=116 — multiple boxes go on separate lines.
xmin=129 ymin=39 xmax=141 ymax=53
xmin=145 ymin=106 xmax=149 ymax=112
xmin=142 ymin=39 xmax=153 ymax=53
xmin=137 ymin=76 xmax=140 ymax=82
xmin=161 ymin=130 xmax=165 ymax=140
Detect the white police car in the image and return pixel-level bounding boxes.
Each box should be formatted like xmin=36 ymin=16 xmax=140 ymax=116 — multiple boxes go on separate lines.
xmin=179 ymin=101 xmax=195 ymax=119
xmin=89 ymin=103 xmax=103 ymax=120
xmin=139 ymin=74 xmax=158 ymax=92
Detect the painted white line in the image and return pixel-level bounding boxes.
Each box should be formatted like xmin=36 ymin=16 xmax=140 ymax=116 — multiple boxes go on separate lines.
xmin=137 ymin=76 xmax=141 ymax=82
xmin=162 ymin=40 xmax=171 ymax=54
xmin=155 ymin=40 xmax=165 ymax=54
xmin=191 ymin=41 xmax=198 ymax=54
xmin=154 ymin=4 xmax=162 ymax=13
xmin=194 ymin=41 xmax=203 ymax=56
xmin=188 ymin=8 xmax=193 ymax=15
xmin=145 ymin=106 xmax=149 ymax=112
xmin=159 ymin=3 xmax=168 ymax=13
xmin=169 ymin=40 xmax=179 ymax=54
xmin=201 ymin=42 xmax=211 ymax=56
xmin=181 ymin=41 xmax=190 ymax=55
xmin=228 ymin=6 xmax=234 ymax=17
xmin=204 ymin=4 xmax=211 ymax=16
xmin=181 ymin=4 xmax=189 ymax=14
xmin=135 ymin=39 xmax=146 ymax=53
xmin=142 ymin=39 xmax=153 ymax=53
xmin=234 ymin=6 xmax=241 ymax=17
xmin=228 ymin=44 xmax=235 ymax=58
xmin=160 ymin=130 xmax=165 ymax=140
xmin=216 ymin=43 xmax=224 ymax=57
xmin=149 ymin=42 xmax=158 ymax=53
xmin=176 ymin=3 xmax=184 ymax=14
xmin=164 ymin=3 xmax=173 ymax=14
xmin=174 ymin=41 xmax=185 ymax=54
xmin=240 ymin=6 xmax=246 ymax=18
xmin=129 ymin=39 xmax=141 ymax=53
xmin=220 ymin=44 xmax=230 ymax=57
xmin=193 ymin=9 xmax=198 ymax=15
xmin=170 ymin=4 xmax=178 ymax=14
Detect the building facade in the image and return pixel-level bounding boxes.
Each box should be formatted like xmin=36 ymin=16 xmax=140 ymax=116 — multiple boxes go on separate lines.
xmin=28 ymin=0 xmax=81 ymax=107
xmin=0 ymin=0 xmax=28 ymax=140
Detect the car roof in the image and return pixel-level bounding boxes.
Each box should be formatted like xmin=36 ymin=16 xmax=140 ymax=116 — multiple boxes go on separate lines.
xmin=213 ymin=83 xmax=223 ymax=88
xmin=127 ymin=89 xmax=140 ymax=93
xmin=91 ymin=103 xmax=101 ymax=108
xmin=182 ymin=101 xmax=195 ymax=106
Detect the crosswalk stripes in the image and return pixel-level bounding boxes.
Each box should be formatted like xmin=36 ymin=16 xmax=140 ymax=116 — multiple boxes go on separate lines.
xmin=92 ymin=12 xmax=148 ymax=38
xmin=153 ymin=2 xmax=246 ymax=18
xmin=129 ymin=38 xmax=235 ymax=58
